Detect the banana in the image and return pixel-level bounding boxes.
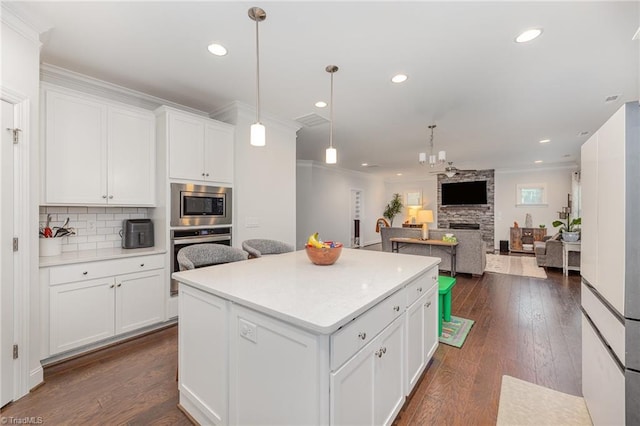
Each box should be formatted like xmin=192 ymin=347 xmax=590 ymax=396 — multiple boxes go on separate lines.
xmin=307 ymin=232 xmax=325 ymax=248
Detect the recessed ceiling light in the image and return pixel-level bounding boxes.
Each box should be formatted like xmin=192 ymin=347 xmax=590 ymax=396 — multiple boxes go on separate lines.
xmin=207 ymin=43 xmax=228 ymax=56
xmin=391 ymin=74 xmax=408 ymax=83
xmin=396 ymin=173 xmax=403 ymax=176
xmin=578 ymin=131 xmax=590 ymax=136
xmin=605 ymin=95 xmax=620 ymax=103
xmin=534 ymin=160 xmax=543 ymax=164
xmin=361 ymin=163 xmax=368 ymax=167
xmin=539 ymin=139 xmax=551 ymax=144
xmin=515 ymin=28 xmax=543 ymax=43
xmin=315 ymin=101 xmax=327 ymax=108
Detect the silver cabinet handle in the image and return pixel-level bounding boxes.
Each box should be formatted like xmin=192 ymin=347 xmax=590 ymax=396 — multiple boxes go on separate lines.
xmin=375 ymin=347 xmax=387 ymax=358
xmin=108 ymin=195 xmax=113 ymax=199
xmin=205 ymin=173 xmax=209 ymax=177
xmin=426 ymin=301 xmax=432 ymax=308
xmin=102 ymin=195 xmax=107 ymax=199
xmin=358 ymin=332 xmax=367 ymax=340
xmin=432 ymin=275 xmax=437 ymax=281
xmin=117 ymin=283 xmax=122 ymax=287
xmin=202 ymin=172 xmax=206 ymax=177
xmin=140 ymin=263 xmax=145 ymax=267
xmin=110 ymin=284 xmax=115 ymax=288
xmin=82 ymin=271 xmax=88 ymax=275
xmin=393 ymin=305 xmax=400 ymax=312
xmin=417 ymin=287 xmax=423 ymax=292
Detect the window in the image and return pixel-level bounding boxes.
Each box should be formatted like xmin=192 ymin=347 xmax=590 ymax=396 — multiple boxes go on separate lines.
xmin=516 ymin=183 xmax=547 ymax=206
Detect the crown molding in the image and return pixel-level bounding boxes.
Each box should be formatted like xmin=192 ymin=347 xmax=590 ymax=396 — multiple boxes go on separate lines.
xmin=40 ymin=63 xmax=208 ymax=116
xmin=1 ymin=3 xmax=42 ymax=46
xmin=297 ymin=159 xmax=385 ymax=182
xmin=495 ymin=163 xmax=578 ymax=174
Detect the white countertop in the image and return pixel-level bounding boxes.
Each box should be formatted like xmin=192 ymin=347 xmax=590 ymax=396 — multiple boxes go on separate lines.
xmin=173 ymin=248 xmax=440 ymax=334
xmin=39 ymin=246 xmax=166 ymax=267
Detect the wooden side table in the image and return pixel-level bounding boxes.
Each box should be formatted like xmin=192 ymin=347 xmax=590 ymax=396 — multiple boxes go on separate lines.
xmin=562 ymin=241 xmax=581 ymax=276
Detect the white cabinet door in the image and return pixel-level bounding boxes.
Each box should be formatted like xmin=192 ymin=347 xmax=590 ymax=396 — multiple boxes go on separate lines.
xmin=168 ymin=112 xmax=205 ymax=181
xmin=580 ymin=133 xmax=598 ymax=286
xmin=204 ymin=122 xmax=234 ymax=184
xmin=108 ymin=106 xmax=156 ymax=206
xmin=115 ymin=269 xmax=165 ymax=335
xmin=331 ymin=316 xmax=405 ymax=426
xmin=179 ymin=286 xmax=229 ymax=426
xmin=424 ymin=284 xmax=438 ymax=361
xmin=44 ymin=90 xmax=107 ymax=204
xmin=49 ymin=277 xmax=115 ymax=354
xmin=595 ymin=106 xmax=626 ymax=315
xmin=406 ymin=292 xmax=427 ymax=393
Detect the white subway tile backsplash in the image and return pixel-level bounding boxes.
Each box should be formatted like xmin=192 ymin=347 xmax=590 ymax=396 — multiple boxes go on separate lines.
xmin=42 ymin=206 xmax=148 ymax=252
xmin=67 ymin=207 xmax=88 ymax=214
xmin=78 ymin=242 xmax=97 ymax=251
xmin=47 ymin=207 xmax=68 ymax=214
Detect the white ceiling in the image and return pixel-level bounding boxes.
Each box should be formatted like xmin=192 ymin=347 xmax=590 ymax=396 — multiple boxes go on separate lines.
xmin=10 ymin=1 xmax=640 ymax=179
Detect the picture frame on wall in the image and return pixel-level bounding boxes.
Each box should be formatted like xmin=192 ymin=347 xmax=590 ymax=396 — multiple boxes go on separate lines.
xmin=406 ymin=191 xmax=422 ymax=207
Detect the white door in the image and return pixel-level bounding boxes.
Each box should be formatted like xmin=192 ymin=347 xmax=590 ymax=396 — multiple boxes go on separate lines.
xmin=168 ymin=112 xmax=205 ymax=181
xmin=1 ymin=100 xmax=15 ymax=407
xmin=374 ymin=317 xmax=405 ymax=426
xmin=204 ymin=122 xmax=234 ymax=184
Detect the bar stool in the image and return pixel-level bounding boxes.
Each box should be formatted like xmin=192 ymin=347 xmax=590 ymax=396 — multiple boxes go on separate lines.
xmin=438 ymin=276 xmax=457 ymax=336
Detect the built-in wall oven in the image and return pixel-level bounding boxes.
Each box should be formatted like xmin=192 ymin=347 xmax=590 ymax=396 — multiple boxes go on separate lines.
xmin=170 ymin=227 xmax=232 ymax=295
xmin=171 ymin=183 xmax=232 ymax=227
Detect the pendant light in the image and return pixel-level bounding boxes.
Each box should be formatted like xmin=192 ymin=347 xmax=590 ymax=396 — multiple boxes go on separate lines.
xmin=326 ymin=65 xmax=339 ymax=164
xmin=248 ymin=7 xmax=266 ymax=147
xmin=418 ymin=124 xmax=444 ymax=167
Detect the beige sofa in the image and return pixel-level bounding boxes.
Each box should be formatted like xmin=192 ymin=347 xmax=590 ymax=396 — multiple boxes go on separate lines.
xmin=380 ymin=227 xmax=487 ymax=276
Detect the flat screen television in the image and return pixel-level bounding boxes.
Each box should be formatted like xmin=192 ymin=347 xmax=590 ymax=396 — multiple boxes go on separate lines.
xmin=441 ymin=180 xmax=487 ymax=205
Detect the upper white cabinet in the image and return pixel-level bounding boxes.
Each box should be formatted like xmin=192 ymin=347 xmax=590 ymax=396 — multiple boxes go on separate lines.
xmin=42 ymin=85 xmax=155 ymax=206
xmin=157 ymin=106 xmax=234 ymax=185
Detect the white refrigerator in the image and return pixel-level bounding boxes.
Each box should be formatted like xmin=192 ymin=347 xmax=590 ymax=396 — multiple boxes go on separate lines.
xmin=580 ymin=101 xmax=639 ymax=425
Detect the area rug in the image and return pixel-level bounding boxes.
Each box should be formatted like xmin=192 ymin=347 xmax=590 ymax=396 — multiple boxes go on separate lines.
xmin=497 ymin=375 xmax=592 ymax=425
xmin=485 ymin=254 xmax=547 ymax=279
xmin=439 ymin=316 xmax=474 ymax=348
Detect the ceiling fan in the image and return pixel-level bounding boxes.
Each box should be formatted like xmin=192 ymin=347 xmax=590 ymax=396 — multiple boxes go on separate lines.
xmin=429 ymin=162 xmax=476 ymax=177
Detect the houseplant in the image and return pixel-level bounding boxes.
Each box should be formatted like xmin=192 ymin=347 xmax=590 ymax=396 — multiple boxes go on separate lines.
xmin=383 ymin=193 xmax=403 ymax=226
xmin=552 ymin=217 xmax=581 ymax=242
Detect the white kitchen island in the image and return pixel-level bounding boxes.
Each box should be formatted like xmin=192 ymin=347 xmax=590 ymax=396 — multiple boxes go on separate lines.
xmin=172 ymin=248 xmax=440 ymax=426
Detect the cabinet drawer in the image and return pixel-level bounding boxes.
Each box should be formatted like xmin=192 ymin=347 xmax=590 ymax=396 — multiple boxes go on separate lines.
xmin=50 ymin=254 xmax=164 ymax=285
xmin=331 ymin=289 xmax=405 ymax=371
xmin=405 ymin=269 xmax=437 ymax=307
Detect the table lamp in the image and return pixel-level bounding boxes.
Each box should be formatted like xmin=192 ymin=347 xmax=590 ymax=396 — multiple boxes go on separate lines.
xmin=417 ymin=210 xmax=434 ymax=240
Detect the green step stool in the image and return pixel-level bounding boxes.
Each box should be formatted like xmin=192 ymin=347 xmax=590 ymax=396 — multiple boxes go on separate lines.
xmin=438 ymin=276 xmax=457 ymax=336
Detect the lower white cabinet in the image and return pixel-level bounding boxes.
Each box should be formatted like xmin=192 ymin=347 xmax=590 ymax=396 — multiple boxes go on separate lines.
xmin=331 ymin=316 xmax=406 ymax=426
xmin=44 ymin=254 xmax=165 ymax=356
xmin=406 ymin=283 xmax=438 ymax=393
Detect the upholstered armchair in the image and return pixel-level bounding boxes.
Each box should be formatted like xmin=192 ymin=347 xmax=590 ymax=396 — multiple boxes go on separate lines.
xmin=534 ymin=236 xmax=580 ymax=269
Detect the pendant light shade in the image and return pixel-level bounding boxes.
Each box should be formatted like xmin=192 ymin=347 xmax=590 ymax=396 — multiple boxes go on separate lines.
xmin=248 ymin=7 xmax=266 ymax=147
xmin=326 ymin=65 xmax=339 ymax=164
xmin=251 ymin=122 xmax=265 ymax=147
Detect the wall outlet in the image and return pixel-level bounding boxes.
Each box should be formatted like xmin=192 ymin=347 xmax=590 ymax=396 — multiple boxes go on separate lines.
xmin=239 ymin=319 xmax=257 ymax=343
xmin=87 ymin=220 xmax=96 ymax=232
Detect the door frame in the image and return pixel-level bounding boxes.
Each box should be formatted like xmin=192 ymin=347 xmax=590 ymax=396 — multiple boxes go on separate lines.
xmin=1 ymin=85 xmax=32 ymax=401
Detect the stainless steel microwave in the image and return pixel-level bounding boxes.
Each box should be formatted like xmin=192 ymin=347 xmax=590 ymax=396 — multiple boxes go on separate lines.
xmin=170 ymin=183 xmax=232 ymax=227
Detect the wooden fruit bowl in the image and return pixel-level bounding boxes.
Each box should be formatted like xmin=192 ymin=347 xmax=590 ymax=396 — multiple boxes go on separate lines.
xmin=305 ymin=242 xmax=343 ymax=265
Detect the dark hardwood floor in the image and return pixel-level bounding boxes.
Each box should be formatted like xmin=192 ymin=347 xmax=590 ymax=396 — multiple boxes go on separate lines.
xmin=2 ymin=262 xmax=581 ymax=426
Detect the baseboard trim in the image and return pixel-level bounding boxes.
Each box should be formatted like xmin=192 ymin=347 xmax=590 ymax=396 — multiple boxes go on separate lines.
xmin=29 ymin=366 xmax=44 ymax=391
